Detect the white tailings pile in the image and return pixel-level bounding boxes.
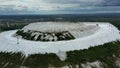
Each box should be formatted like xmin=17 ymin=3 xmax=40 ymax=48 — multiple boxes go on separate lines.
xmin=0 ymin=22 xmax=120 ymax=61
xmin=19 ymin=22 xmax=100 ymax=41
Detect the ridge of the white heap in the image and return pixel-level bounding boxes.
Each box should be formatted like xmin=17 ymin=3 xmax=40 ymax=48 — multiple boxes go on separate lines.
xmin=0 ymin=22 xmax=120 ymax=61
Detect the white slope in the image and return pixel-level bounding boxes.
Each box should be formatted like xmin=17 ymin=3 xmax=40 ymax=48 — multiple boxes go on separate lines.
xmin=69 ymin=25 xmax=99 ymax=38
xmin=0 ymin=22 xmax=120 ymax=61
xmin=81 ymin=61 xmax=103 ymax=68
xmin=56 ymin=51 xmax=67 ymax=61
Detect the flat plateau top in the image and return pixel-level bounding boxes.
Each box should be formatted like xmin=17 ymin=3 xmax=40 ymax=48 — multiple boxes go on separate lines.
xmin=22 ymin=22 xmax=86 ymax=32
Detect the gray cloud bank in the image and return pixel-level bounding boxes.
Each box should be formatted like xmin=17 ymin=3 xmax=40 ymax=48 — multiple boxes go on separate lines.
xmin=0 ymin=0 xmax=120 ymax=14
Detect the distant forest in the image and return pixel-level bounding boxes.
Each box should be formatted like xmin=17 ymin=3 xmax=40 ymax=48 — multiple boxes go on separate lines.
xmin=0 ymin=13 xmax=120 ymax=31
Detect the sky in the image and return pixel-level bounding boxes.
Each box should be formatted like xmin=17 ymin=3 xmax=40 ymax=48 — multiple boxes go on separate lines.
xmin=0 ymin=0 xmax=120 ymax=15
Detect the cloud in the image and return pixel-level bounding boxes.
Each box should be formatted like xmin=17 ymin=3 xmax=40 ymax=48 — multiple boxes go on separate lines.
xmin=0 ymin=0 xmax=120 ymax=14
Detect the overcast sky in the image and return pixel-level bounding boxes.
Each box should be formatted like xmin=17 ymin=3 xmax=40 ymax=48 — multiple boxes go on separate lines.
xmin=0 ymin=0 xmax=120 ymax=15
